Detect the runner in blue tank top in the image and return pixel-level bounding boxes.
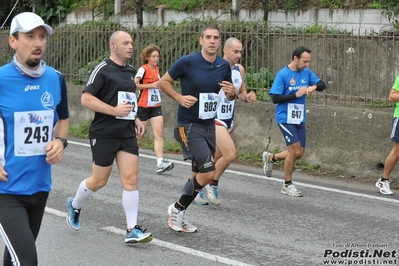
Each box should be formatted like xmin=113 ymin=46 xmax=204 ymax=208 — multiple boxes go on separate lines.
xmin=262 ymin=46 xmax=326 ymax=197
xmin=0 ymin=12 xmax=69 ymax=266
xmin=159 ymin=25 xmax=235 ymax=232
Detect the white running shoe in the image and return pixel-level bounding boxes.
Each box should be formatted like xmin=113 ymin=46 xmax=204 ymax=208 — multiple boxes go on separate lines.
xmin=194 ymin=189 xmax=209 ymax=205
xmin=281 ymin=183 xmax=303 ymax=197
xmin=262 ymin=151 xmax=273 ymax=177
xmin=375 ymin=179 xmax=393 ymax=195
xmin=181 ymin=214 xmax=197 ymax=233
xmin=156 ymin=159 xmax=174 ymax=174
xmin=205 ymin=184 xmax=221 ymax=205
xmin=167 ymin=203 xmax=197 ymax=233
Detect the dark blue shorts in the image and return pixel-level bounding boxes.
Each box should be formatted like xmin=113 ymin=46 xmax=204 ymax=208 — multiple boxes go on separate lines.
xmin=390 ymin=117 xmax=399 ymax=143
xmin=277 ymin=123 xmax=306 ymax=147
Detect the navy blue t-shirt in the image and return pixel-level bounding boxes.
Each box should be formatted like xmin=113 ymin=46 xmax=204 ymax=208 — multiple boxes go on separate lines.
xmin=168 ymin=52 xmax=232 ymax=125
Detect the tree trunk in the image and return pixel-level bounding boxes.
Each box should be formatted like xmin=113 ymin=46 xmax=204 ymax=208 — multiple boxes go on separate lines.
xmin=261 ymin=0 xmax=269 ymax=21
xmin=136 ymin=0 xmax=143 ymax=28
xmin=232 ymin=0 xmax=239 ymax=20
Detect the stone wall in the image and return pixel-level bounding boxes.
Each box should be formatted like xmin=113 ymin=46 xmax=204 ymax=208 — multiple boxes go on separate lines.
xmin=65 ymin=8 xmax=393 ymax=32
xmin=67 ymin=84 xmax=393 ymax=179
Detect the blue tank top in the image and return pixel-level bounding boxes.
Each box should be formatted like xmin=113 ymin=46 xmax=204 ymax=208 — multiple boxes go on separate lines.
xmin=0 ymin=62 xmax=67 ymax=195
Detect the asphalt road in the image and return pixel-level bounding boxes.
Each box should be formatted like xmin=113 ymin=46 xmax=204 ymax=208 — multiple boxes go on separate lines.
xmin=1 ymin=138 xmax=398 ymax=266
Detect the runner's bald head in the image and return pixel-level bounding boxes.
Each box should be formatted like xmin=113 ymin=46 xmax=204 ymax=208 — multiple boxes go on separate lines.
xmin=224 ymin=37 xmax=241 ymax=49
xmin=110 ymin=31 xmax=126 ymax=44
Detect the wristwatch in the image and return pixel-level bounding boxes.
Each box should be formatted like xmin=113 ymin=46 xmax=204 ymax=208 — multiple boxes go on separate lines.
xmin=55 ymin=137 xmax=68 ymax=149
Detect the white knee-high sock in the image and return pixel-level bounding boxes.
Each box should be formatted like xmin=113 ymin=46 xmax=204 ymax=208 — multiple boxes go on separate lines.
xmin=72 ymin=179 xmax=94 ymax=209
xmin=122 ymin=190 xmax=139 ymax=230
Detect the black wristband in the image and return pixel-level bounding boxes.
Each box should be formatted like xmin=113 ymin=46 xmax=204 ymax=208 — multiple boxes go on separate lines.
xmin=55 ymin=137 xmax=68 ymax=149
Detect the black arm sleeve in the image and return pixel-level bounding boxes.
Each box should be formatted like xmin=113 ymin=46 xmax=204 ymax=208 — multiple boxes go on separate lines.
xmin=316 ymin=80 xmax=327 ymax=91
xmin=271 ymin=93 xmax=297 ymax=104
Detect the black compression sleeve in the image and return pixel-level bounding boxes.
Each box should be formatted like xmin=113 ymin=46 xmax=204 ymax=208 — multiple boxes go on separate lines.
xmin=316 ymin=80 xmax=327 ymax=91
xmin=271 ymin=93 xmax=297 ymax=104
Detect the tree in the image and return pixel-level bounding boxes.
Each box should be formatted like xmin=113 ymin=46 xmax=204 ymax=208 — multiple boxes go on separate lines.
xmin=261 ymin=0 xmax=269 ymax=21
xmin=0 ymin=0 xmax=79 ymax=26
xmin=82 ymin=0 xmax=113 ymax=20
xmin=379 ymin=0 xmax=399 ymax=28
xmin=136 ymin=0 xmax=143 ymax=27
xmin=0 ymin=0 xmax=28 ymax=28
xmin=36 ymin=0 xmax=78 ymax=25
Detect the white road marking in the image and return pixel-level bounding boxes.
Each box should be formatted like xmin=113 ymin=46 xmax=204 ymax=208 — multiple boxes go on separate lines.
xmin=45 ymin=207 xmax=253 ymax=265
xmin=103 ymin=226 xmax=254 ymax=266
xmin=46 ymin=207 xmax=66 ymax=217
xmin=68 ymin=140 xmax=90 ymax=147
xmin=69 ymin=140 xmax=399 ymax=204
xmin=225 ymin=171 xmax=399 ymax=204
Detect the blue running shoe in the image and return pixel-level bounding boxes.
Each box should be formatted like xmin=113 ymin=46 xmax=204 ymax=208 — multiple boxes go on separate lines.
xmin=205 ymin=184 xmax=221 ymax=205
xmin=125 ymin=225 xmax=153 ymax=243
xmin=194 ymin=189 xmax=208 ymax=205
xmin=66 ymin=197 xmax=80 ymax=231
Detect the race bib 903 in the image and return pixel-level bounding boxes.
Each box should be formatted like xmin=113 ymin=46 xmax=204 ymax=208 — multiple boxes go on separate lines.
xmin=198 ymin=93 xmax=221 ymax=120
